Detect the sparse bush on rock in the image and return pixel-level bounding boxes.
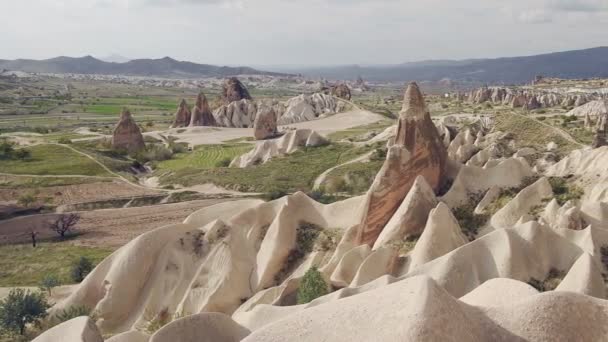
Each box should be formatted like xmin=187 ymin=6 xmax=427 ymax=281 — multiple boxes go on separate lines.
xmin=297 ymin=267 xmax=328 ymax=304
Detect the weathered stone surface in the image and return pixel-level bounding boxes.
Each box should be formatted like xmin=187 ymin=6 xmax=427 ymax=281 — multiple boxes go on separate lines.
xmin=111 ymin=108 xmax=145 ymax=153
xmin=356 ymin=82 xmax=447 ymax=246
xmin=213 ymin=99 xmax=258 ymax=128
xmin=331 ymin=84 xmax=352 ymax=100
xmin=171 ymin=99 xmax=191 ymax=128
xmin=221 ymin=77 xmax=252 ymax=105
xmin=190 ymin=92 xmax=216 ymax=127
xmin=253 ymin=104 xmax=278 ymax=140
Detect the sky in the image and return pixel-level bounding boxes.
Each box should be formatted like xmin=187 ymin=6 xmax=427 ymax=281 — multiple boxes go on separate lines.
xmin=0 ymin=0 xmax=607 ymax=66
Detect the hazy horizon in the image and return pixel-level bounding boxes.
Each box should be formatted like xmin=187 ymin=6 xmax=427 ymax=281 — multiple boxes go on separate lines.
xmin=2 ymin=0 xmax=608 ymax=66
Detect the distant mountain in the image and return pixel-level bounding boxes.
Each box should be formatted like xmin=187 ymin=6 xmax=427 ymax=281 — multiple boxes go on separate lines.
xmin=98 ymin=54 xmax=131 ymax=63
xmin=0 ymin=56 xmax=289 ymax=78
xmin=290 ymin=47 xmax=608 ymax=84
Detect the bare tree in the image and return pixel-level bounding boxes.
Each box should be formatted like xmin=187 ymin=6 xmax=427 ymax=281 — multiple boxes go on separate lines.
xmin=49 ymin=213 xmax=80 ymax=239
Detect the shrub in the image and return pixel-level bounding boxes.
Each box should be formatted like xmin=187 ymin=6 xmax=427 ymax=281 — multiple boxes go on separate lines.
xmin=263 ymin=190 xmax=287 ymax=201
xmin=55 ymin=306 xmax=95 ymax=323
xmin=215 ymin=157 xmax=232 ymax=168
xmin=548 ymin=177 xmax=584 ymax=205
xmin=39 ymin=275 xmax=60 ymax=296
xmin=527 ymin=268 xmax=566 ymax=292
xmin=17 ymin=193 xmax=37 ymax=207
xmin=13 ymin=148 xmax=31 ymax=160
xmin=57 ymin=137 xmax=72 ymax=144
xmin=297 ymin=267 xmax=328 ymax=304
xmin=0 ymin=289 xmax=50 ymax=335
xmin=452 ymin=202 xmax=488 ymax=242
xmin=71 ymin=256 xmax=94 ymax=283
xmin=134 ymin=145 xmax=174 ymax=164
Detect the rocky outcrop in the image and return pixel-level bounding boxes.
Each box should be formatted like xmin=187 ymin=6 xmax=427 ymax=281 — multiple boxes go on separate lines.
xmin=213 ymin=99 xmax=258 ymax=128
xmin=190 ymin=92 xmax=216 ymax=127
xmin=111 ymin=109 xmax=145 ymax=153
xmin=231 ymin=129 xmax=328 ymax=168
xmin=331 ymin=84 xmax=351 ymax=100
xmin=253 ymin=104 xmax=278 ymax=140
xmin=221 ymin=77 xmax=252 ymax=105
xmin=171 ymin=99 xmax=192 ymax=128
xmin=465 ymin=86 xmax=602 ymax=109
xmin=277 ymin=93 xmax=339 ymax=125
xmin=356 ymin=82 xmax=447 ymax=246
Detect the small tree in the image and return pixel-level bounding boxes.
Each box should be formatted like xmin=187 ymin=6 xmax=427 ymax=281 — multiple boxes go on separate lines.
xmin=297 ymin=267 xmax=328 ymax=304
xmin=0 ymin=289 xmax=50 ymax=335
xmin=71 ymin=256 xmax=93 ymax=283
xmin=49 ymin=213 xmax=80 ymax=239
xmin=39 ymin=275 xmax=60 ymax=296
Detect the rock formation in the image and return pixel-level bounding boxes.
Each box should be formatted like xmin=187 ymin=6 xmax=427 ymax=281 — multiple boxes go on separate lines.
xmin=464 ymin=86 xmax=602 ymax=110
xmin=331 ymin=84 xmax=352 ymax=100
xmin=221 ymin=77 xmax=252 ymax=105
xmin=111 ymin=108 xmax=145 ymax=153
xmin=189 ymin=92 xmax=216 ymax=127
xmin=253 ymin=104 xmax=278 ymax=140
xmin=278 ymin=93 xmax=339 ymax=125
xmin=231 ymin=129 xmax=328 ymax=167
xmin=171 ymin=99 xmax=191 ymax=128
xmin=213 ymin=99 xmax=258 ymax=128
xmin=356 ymin=82 xmax=447 ymax=246
xmin=592 ymin=112 xmax=608 ymax=148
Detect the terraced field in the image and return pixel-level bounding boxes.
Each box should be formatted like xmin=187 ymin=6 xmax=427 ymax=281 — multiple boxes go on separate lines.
xmin=155 ymin=143 xmax=254 ymax=170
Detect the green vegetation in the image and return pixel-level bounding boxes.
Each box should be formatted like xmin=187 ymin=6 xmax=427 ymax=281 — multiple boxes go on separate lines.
xmin=327 ymin=120 xmax=392 ymax=142
xmin=322 ymin=160 xmax=383 ymax=195
xmin=55 ymin=306 xmax=95 ymax=324
xmin=494 ymin=113 xmax=578 ymax=153
xmin=160 ymin=143 xmax=375 ymax=194
xmin=388 ymin=235 xmax=420 ymax=255
xmin=39 ymin=275 xmax=60 ymax=296
xmin=527 ymin=268 xmax=566 ymax=292
xmin=156 ymin=144 xmax=253 ymax=170
xmin=71 ymin=256 xmax=94 ymax=283
xmin=297 ymin=267 xmax=329 ymax=304
xmin=0 ymin=289 xmax=50 ymax=336
xmin=0 ymin=144 xmax=110 ymax=176
xmin=548 ymin=177 xmax=584 ymax=205
xmin=0 ymin=242 xmax=113 ymax=286
xmin=453 ymin=199 xmax=488 ymax=242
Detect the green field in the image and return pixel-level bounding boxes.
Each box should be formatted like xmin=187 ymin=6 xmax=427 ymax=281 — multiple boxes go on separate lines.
xmin=156 ymin=144 xmax=254 ymax=170
xmin=159 ymin=143 xmax=379 ymax=193
xmin=494 ymin=113 xmax=579 ymax=152
xmin=0 ymin=145 xmax=111 ymax=176
xmin=327 ymin=120 xmax=393 ymax=142
xmin=0 ymin=242 xmax=113 ymax=286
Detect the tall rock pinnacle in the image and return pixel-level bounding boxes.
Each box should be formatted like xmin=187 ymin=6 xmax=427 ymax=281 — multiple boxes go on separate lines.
xmin=190 ymin=92 xmax=217 ymax=127
xmin=111 ymin=108 xmax=145 ymax=153
xmin=356 ymin=82 xmax=447 ymax=247
xmin=172 ymin=99 xmax=192 ymax=128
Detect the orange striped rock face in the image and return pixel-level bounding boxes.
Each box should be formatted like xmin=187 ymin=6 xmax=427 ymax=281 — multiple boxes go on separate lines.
xmin=356 ymin=82 xmax=447 ymax=246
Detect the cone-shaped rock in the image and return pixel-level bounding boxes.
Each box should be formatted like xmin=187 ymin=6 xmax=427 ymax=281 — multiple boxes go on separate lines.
xmin=190 ymin=92 xmax=216 ymax=127
xmin=172 ymin=99 xmax=192 ymax=128
xmin=253 ymin=103 xmax=278 ymax=140
xmin=356 ymin=82 xmax=447 ymax=246
xmin=112 ymin=109 xmax=145 ymax=153
xmin=221 ymin=77 xmax=252 ymax=105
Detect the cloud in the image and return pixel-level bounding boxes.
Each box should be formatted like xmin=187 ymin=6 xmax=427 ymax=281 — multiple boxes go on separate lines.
xmin=517 ymin=9 xmax=554 ymax=23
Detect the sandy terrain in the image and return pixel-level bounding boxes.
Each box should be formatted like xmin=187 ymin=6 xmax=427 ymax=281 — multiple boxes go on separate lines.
xmin=149 ymin=108 xmax=385 ymax=147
